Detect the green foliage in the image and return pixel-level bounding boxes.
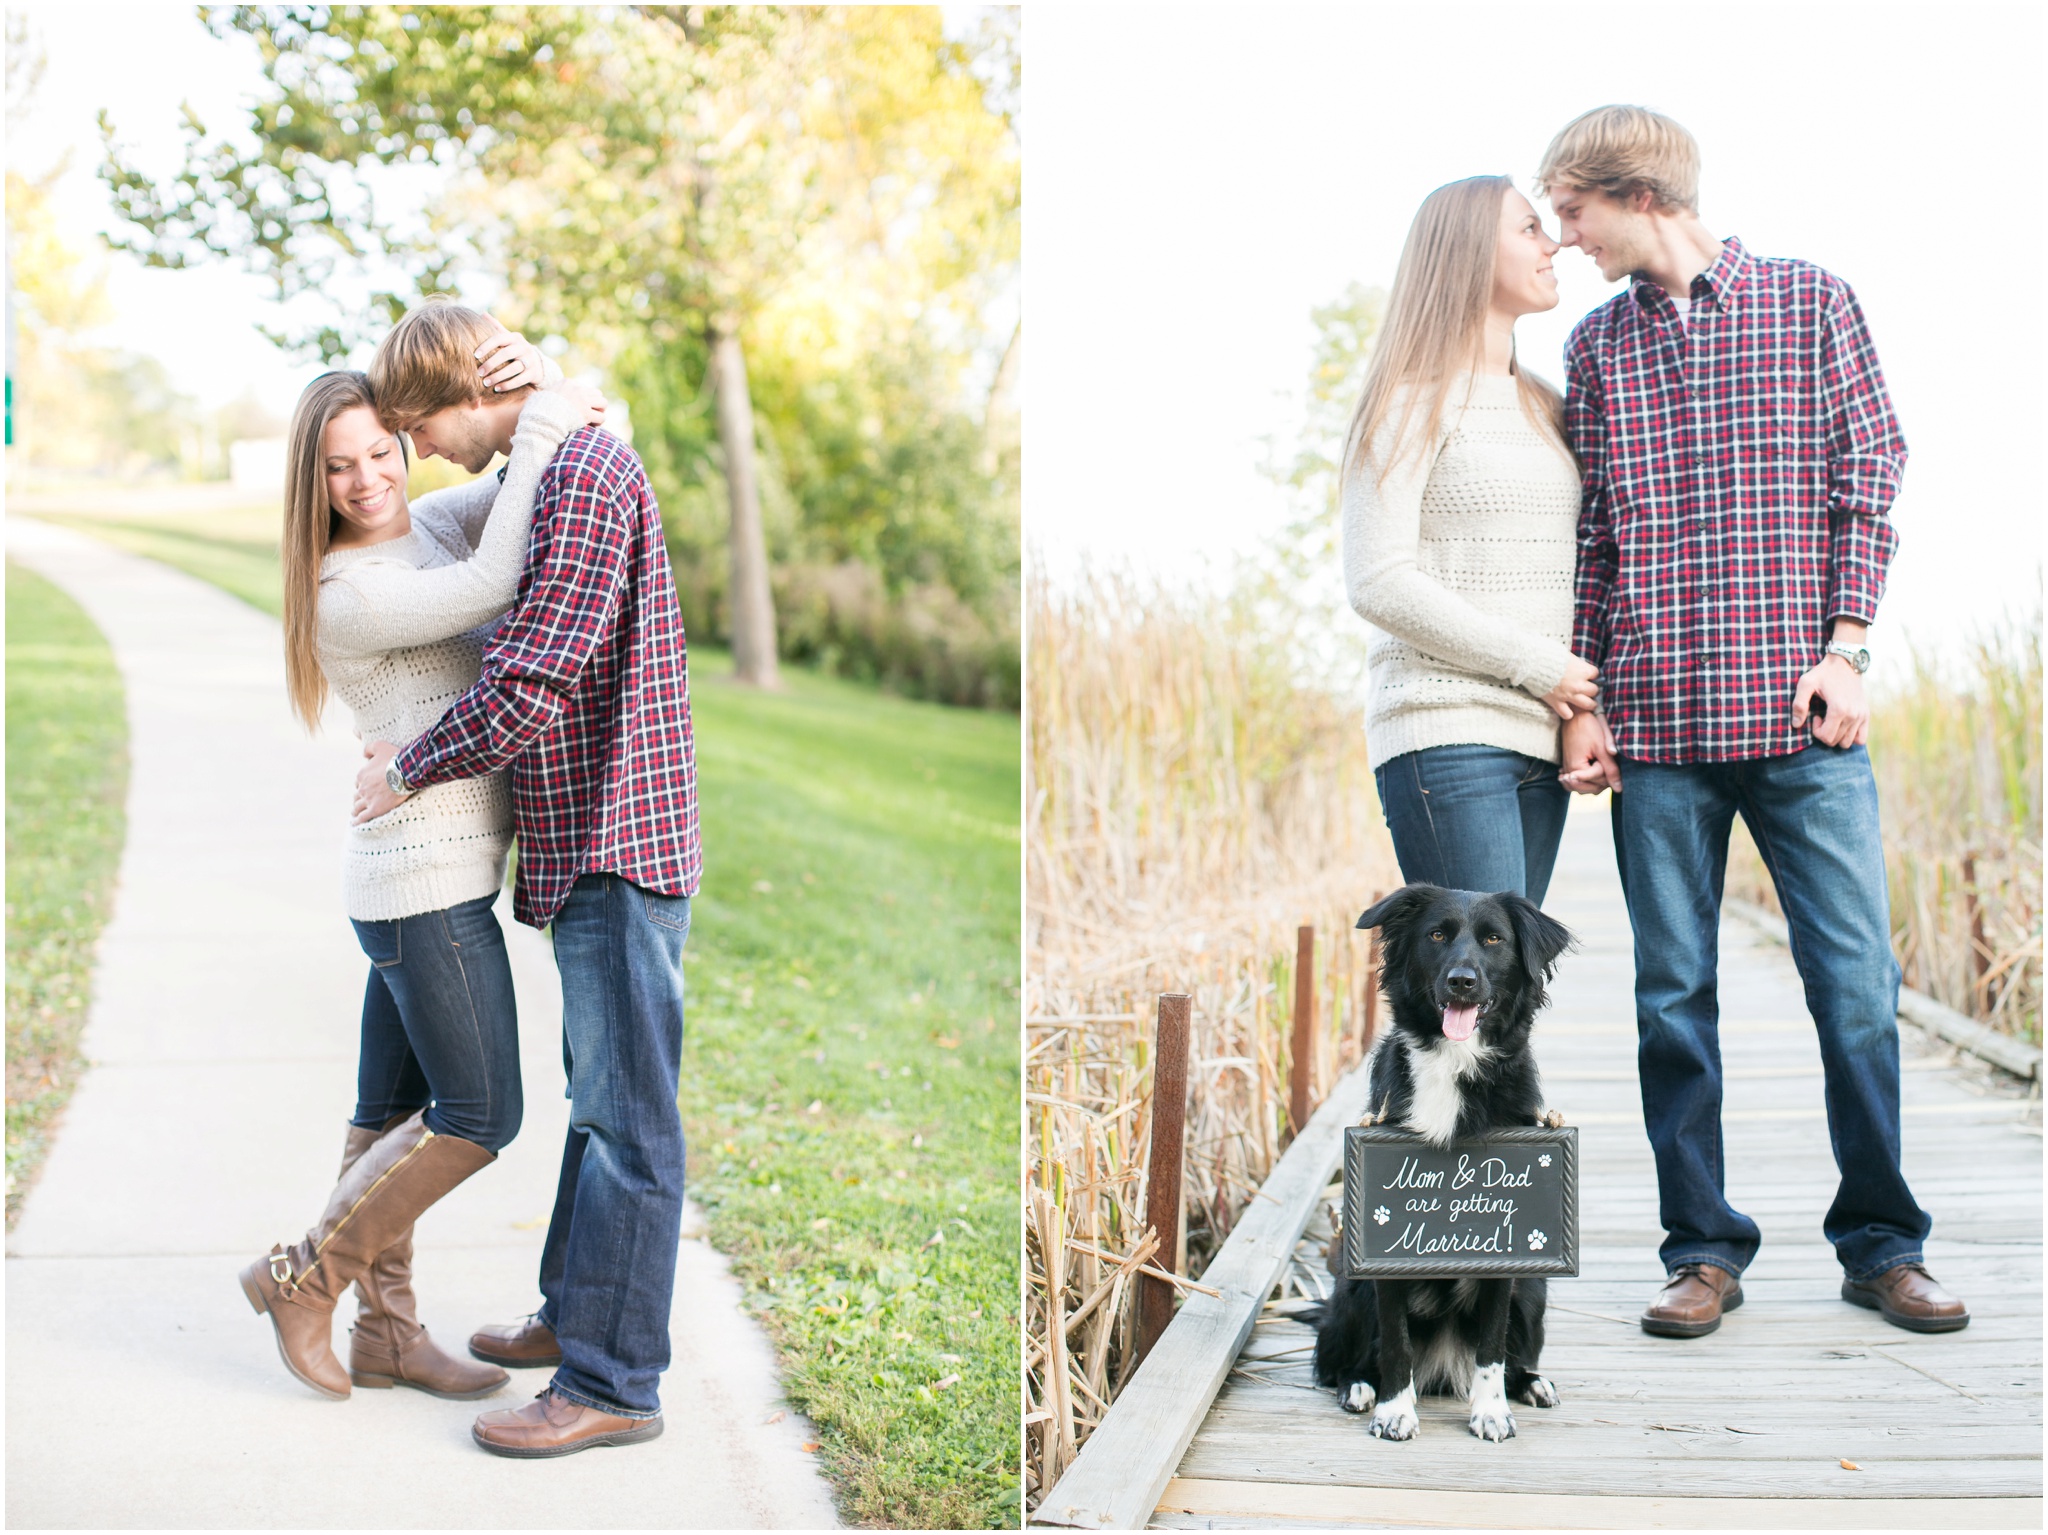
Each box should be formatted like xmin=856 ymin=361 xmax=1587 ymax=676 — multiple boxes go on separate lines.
xmin=681 ymin=655 xmax=1021 ymax=1527
xmin=5 ymin=167 xmax=209 ymax=476
xmin=100 ymin=4 xmax=1021 ymax=705
xmin=1247 ymin=281 xmax=1388 ymax=697
xmin=5 ymin=561 xmax=129 ymax=1227
xmin=1264 ymin=281 xmax=1387 ymax=557
xmin=621 ymin=327 xmax=1020 ymax=705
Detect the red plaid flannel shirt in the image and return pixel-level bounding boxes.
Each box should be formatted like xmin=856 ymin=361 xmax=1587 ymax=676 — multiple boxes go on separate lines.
xmin=1566 ymin=237 xmax=1905 ymax=763
xmin=395 ymin=426 xmax=701 ymax=928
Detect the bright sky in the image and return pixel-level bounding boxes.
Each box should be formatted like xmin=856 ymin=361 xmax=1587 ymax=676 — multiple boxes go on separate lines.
xmin=1028 ymin=3 xmax=2047 ymax=660
xmin=9 ymin=7 xmax=326 ymax=411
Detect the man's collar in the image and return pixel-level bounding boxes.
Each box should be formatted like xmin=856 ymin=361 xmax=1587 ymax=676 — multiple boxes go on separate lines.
xmin=1631 ymin=234 xmax=1752 ymax=316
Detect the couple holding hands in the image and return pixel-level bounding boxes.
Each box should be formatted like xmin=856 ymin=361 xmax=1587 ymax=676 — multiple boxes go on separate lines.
xmin=239 ymin=302 xmax=700 ymax=1458
xmin=1344 ymin=106 xmax=1967 ymax=1337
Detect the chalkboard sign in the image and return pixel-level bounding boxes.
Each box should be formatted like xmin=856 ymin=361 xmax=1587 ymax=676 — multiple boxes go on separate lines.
xmin=1339 ymin=1125 xmax=1578 ymax=1278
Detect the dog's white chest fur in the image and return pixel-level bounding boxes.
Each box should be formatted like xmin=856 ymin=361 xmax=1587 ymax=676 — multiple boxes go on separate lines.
xmin=1401 ymin=1036 xmax=1492 ymax=1145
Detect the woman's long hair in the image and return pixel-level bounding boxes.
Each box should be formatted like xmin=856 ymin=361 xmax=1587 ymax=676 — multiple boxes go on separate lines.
xmin=282 ymin=371 xmax=403 ymax=731
xmin=1341 ymin=175 xmax=1569 ymax=488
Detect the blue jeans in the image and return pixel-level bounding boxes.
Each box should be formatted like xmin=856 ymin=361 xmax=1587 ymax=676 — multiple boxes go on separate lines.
xmin=350 ymin=893 xmax=523 ymax=1153
xmin=1611 ymin=745 xmax=1931 ymax=1281
xmin=534 ymin=874 xmax=691 ymax=1419
xmin=1374 ymin=744 xmax=1571 ymax=902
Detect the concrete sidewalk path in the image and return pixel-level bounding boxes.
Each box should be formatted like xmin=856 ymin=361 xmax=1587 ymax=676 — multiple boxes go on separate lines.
xmin=6 ymin=517 xmax=841 ymax=1530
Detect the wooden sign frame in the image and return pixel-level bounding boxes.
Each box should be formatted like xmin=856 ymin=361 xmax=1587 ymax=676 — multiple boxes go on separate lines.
xmin=1339 ymin=1125 xmax=1579 ymax=1279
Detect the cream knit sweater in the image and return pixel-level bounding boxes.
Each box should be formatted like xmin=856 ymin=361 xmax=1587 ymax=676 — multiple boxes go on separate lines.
xmin=317 ymin=386 xmax=583 ymax=921
xmin=1342 ymin=373 xmax=1583 ymax=771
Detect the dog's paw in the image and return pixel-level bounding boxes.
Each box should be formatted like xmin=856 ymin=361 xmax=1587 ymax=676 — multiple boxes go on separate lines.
xmin=1514 ymin=1374 xmax=1560 ymax=1408
xmin=1366 ymin=1385 xmax=1418 ymax=1440
xmin=1540 ymin=1108 xmax=1564 ymax=1129
xmin=1339 ymin=1380 xmax=1377 ymax=1414
xmin=1467 ymin=1361 xmax=1516 ymax=1441
xmin=1468 ymin=1401 xmax=1518 ymax=1441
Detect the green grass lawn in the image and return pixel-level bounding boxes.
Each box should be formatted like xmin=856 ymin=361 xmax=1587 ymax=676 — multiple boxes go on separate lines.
xmin=684 ymin=654 xmax=1020 ymax=1528
xmin=5 ymin=560 xmax=130 ymax=1228
xmin=28 ymin=508 xmax=1022 ymax=1527
xmin=33 ymin=509 xmax=283 ymax=616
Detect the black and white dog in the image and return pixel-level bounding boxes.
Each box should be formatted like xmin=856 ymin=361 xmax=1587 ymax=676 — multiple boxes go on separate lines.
xmin=1312 ymin=883 xmax=1575 ymax=1442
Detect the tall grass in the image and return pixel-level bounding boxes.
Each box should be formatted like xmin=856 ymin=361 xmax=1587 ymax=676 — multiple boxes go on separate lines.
xmin=1727 ymin=614 xmax=2042 ymax=1044
xmin=1024 ymin=564 xmax=1398 ymax=1504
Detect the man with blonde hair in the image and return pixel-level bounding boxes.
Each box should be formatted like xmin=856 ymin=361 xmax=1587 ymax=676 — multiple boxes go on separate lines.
xmin=1538 ymin=107 xmax=1967 ymax=1340
xmin=354 ymin=298 xmax=704 ymax=1455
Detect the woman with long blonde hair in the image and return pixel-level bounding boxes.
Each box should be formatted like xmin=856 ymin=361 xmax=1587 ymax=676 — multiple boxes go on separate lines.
xmin=240 ymin=331 xmax=604 ymax=1404
xmin=1342 ymin=175 xmax=1599 ymax=903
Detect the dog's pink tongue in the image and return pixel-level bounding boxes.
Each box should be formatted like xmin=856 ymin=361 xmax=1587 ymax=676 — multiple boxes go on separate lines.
xmin=1442 ymin=1004 xmax=1479 ymax=1041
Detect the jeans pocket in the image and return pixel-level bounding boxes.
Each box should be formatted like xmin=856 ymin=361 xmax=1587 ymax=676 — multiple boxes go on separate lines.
xmin=353 ymin=918 xmax=404 ymax=970
xmin=637 ymin=885 xmax=692 ymax=937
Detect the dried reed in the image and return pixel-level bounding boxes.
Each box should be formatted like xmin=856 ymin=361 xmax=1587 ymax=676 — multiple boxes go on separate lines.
xmin=1728 ymin=616 xmax=2042 ymax=1043
xmin=1024 ymin=565 xmax=1398 ymax=1505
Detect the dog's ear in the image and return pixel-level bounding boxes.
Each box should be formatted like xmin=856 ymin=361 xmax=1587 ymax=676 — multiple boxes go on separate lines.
xmin=1499 ymin=893 xmax=1576 ymax=983
xmin=1357 ymin=884 xmax=1443 ymax=933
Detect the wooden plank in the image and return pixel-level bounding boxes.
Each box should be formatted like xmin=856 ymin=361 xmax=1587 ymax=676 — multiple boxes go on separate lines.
xmin=1153 ymin=1479 xmax=2044 ymax=1529
xmin=1034 ymin=1059 xmax=1379 ymax=1530
xmin=1119 ymin=806 xmax=2041 ymax=1529
xmin=1172 ymin=1437 xmax=2042 ymax=1499
xmin=1187 ymin=1405 xmax=2042 ymax=1457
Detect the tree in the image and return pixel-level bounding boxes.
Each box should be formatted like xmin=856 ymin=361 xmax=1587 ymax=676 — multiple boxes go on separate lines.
xmin=101 ymin=5 xmax=1017 ymax=688
xmin=1254 ymin=281 xmax=1386 ymax=695
xmin=7 ymin=20 xmax=206 ymax=477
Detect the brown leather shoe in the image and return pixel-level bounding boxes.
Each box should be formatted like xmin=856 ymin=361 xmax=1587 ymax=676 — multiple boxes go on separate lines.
xmin=334 ymin=1120 xmax=510 ymax=1400
xmin=239 ymin=1112 xmax=495 ymax=1399
xmin=1842 ymin=1263 xmax=1970 ymax=1333
xmin=470 ymin=1314 xmax=564 ymax=1369
xmin=472 ymin=1389 xmax=664 ymax=1458
xmin=1641 ymin=1263 xmax=1744 ymax=1338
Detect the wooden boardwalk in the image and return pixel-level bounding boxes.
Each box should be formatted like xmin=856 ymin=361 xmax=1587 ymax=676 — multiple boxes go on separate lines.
xmin=1153 ymin=798 xmax=2042 ymax=1529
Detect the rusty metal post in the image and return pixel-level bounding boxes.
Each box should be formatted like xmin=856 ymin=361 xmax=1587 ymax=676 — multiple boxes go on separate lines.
xmin=1135 ymin=992 xmax=1191 ymax=1369
xmin=1289 ymin=925 xmax=1315 ymax=1136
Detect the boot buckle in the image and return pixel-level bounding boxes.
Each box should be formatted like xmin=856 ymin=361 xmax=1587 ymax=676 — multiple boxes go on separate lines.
xmin=268 ymin=1247 xmax=295 ymax=1290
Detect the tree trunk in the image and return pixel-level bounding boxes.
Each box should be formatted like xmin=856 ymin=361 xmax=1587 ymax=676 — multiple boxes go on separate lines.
xmin=709 ymin=323 xmax=780 ymax=688
xmin=982 ymin=318 xmax=1021 ymax=476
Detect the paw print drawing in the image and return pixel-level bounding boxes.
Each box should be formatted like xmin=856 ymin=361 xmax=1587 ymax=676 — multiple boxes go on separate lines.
xmin=1528 ymin=1230 xmax=1548 ymax=1251
xmin=1373 ymin=1205 xmax=1391 ymax=1226
xmin=1538 ymin=1154 xmax=1552 ymax=1168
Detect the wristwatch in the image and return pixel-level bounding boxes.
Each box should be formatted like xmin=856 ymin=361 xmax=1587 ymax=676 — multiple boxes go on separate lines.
xmin=385 ymin=759 xmax=415 ymax=799
xmin=1825 ymin=642 xmax=1871 ymax=674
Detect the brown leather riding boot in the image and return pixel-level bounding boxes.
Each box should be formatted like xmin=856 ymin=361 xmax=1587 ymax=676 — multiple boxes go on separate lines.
xmin=238 ymin=1111 xmax=495 ymax=1400
xmin=332 ymin=1119 xmax=511 ymax=1400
